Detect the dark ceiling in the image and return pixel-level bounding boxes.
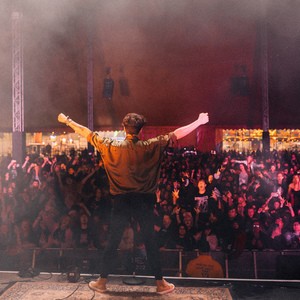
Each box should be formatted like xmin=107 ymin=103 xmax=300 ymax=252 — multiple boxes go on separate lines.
xmin=1 ymin=0 xmax=300 ymax=131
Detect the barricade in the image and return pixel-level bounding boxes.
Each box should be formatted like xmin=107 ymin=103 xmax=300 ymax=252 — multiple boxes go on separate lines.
xmin=1 ymin=248 xmax=300 ymax=279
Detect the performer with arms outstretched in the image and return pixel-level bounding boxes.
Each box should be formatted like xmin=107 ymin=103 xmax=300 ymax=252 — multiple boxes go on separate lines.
xmin=58 ymin=112 xmax=209 ymax=294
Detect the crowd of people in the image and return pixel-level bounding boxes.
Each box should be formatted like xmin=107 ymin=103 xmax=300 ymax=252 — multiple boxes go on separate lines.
xmin=0 ymin=147 xmax=300 ymax=263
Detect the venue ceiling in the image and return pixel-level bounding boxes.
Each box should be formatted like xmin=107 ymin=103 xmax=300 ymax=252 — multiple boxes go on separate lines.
xmin=0 ymin=0 xmax=300 ymax=131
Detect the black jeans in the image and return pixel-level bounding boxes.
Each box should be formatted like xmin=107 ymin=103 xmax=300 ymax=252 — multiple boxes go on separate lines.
xmin=100 ymin=193 xmax=162 ymax=280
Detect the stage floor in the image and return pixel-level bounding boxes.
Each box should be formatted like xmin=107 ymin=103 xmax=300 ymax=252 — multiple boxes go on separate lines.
xmin=0 ymin=271 xmax=299 ymax=299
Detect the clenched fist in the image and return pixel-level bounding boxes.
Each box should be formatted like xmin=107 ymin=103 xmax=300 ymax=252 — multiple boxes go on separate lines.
xmin=198 ymin=113 xmax=209 ymax=125
xmin=58 ymin=113 xmax=69 ymax=124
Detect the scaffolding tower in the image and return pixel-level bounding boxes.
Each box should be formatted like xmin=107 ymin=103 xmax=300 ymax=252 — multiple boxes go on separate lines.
xmin=12 ymin=11 xmax=25 ymax=161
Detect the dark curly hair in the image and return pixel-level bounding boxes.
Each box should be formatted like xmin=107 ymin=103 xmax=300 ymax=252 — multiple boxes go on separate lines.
xmin=122 ymin=113 xmax=146 ymax=134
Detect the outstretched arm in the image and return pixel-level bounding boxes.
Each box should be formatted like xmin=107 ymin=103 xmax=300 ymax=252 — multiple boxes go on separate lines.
xmin=58 ymin=113 xmax=92 ymax=139
xmin=173 ymin=113 xmax=209 ymax=140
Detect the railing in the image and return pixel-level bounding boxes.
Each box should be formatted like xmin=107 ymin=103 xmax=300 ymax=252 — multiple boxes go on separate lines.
xmin=1 ymin=248 xmax=300 ymax=279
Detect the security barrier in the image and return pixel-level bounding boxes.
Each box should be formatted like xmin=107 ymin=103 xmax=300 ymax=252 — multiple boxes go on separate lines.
xmin=1 ymin=248 xmax=300 ymax=279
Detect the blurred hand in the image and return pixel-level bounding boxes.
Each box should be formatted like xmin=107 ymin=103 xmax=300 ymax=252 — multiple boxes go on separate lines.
xmin=154 ymin=224 xmax=161 ymax=232
xmin=172 ymin=189 xmax=179 ymax=199
xmin=286 ymin=201 xmax=292 ymax=208
xmin=194 ymin=207 xmax=201 ymax=215
xmin=173 ymin=206 xmax=181 ymax=215
xmin=58 ymin=113 xmax=69 ymax=124
xmin=198 ymin=112 xmax=209 ymax=125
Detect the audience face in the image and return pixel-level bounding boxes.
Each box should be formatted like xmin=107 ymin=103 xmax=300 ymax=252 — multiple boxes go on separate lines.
xmin=31 ymin=180 xmax=40 ymax=189
xmin=162 ymin=215 xmax=172 ymax=228
xmin=292 ymin=174 xmax=300 ymax=185
xmin=252 ymin=221 xmax=261 ymax=233
xmin=183 ymin=216 xmax=193 ymax=229
xmin=247 ymin=207 xmax=255 ymax=218
xmin=225 ymin=190 xmax=232 ymax=199
xmin=183 ymin=211 xmax=192 ymax=219
xmin=273 ymin=201 xmax=280 ymax=210
xmin=277 ymin=172 xmax=284 ymax=183
xmin=292 ymin=221 xmax=300 ymax=234
xmin=209 ymin=212 xmax=218 ymax=223
xmin=246 ymin=156 xmax=254 ymax=164
xmin=173 ymin=181 xmax=180 ymax=190
xmin=275 ymin=218 xmax=284 ymax=230
xmin=239 ymin=164 xmax=246 ymax=172
xmin=178 ymin=225 xmax=187 ymax=238
xmin=4 ymin=171 xmax=10 ymax=180
xmin=60 ymin=216 xmax=71 ymax=230
xmin=207 ymin=175 xmax=213 ymax=183
xmin=272 ymin=224 xmax=282 ymax=237
xmin=237 ymin=204 xmax=245 ymax=216
xmin=237 ymin=196 xmax=246 ymax=207
xmin=197 ymin=180 xmax=206 ymax=192
xmin=228 ymin=208 xmax=237 ymax=220
xmin=80 ymin=214 xmax=89 ymax=225
xmin=20 ymin=219 xmax=32 ymax=237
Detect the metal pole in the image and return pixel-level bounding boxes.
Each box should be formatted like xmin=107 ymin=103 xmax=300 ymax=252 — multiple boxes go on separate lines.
xmin=253 ymin=251 xmax=258 ymax=279
xmin=178 ymin=250 xmax=183 ymax=277
xmin=260 ymin=0 xmax=270 ymax=153
xmin=87 ymin=26 xmax=94 ymax=132
xmin=31 ymin=249 xmax=36 ymax=269
xmin=225 ymin=254 xmax=229 ymax=278
xmin=12 ymin=11 xmax=25 ymax=162
xmin=87 ymin=12 xmax=94 ymax=153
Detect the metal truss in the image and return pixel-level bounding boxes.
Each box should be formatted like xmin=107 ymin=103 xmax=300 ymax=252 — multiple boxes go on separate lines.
xmin=12 ymin=11 xmax=24 ymax=132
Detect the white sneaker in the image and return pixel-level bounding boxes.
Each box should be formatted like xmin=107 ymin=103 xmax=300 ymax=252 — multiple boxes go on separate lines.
xmin=156 ymin=279 xmax=175 ymax=295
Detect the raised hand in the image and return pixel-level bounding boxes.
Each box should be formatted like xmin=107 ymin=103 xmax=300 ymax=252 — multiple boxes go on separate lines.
xmin=172 ymin=189 xmax=180 ymax=205
xmin=173 ymin=206 xmax=181 ymax=215
xmin=198 ymin=113 xmax=209 ymax=125
xmin=57 ymin=113 xmax=91 ymax=138
xmin=172 ymin=189 xmax=179 ymax=199
xmin=194 ymin=207 xmax=201 ymax=215
xmin=58 ymin=113 xmax=69 ymax=124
